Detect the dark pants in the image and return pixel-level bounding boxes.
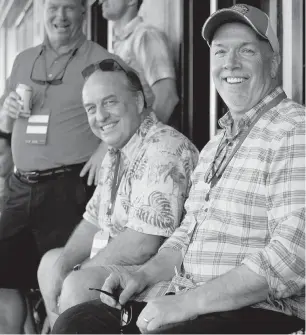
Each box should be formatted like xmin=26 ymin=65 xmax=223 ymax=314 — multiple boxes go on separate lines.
xmin=0 ymin=171 xmax=94 ymax=289
xmin=52 ymin=299 xmax=305 ymax=334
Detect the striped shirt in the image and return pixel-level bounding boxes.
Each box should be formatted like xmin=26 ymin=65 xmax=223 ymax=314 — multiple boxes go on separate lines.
xmin=142 ymin=87 xmax=305 ymax=319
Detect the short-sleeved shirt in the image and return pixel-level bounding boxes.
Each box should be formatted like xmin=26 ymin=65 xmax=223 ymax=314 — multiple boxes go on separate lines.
xmin=83 ymin=112 xmax=198 ymax=257
xmin=0 ymin=34 xmax=123 ymax=171
xmin=112 ymin=16 xmax=176 ymax=108
xmin=139 ymin=88 xmax=305 ymax=319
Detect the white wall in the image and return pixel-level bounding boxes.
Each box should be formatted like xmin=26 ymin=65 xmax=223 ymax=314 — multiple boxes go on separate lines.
xmin=0 ymin=27 xmax=6 ymax=96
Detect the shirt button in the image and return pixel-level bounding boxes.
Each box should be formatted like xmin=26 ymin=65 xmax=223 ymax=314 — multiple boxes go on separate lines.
xmin=48 ymin=74 xmax=52 ymax=78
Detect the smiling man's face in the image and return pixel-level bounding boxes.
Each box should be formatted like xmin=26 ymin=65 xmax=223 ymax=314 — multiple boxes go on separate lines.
xmin=44 ymin=0 xmax=84 ymax=47
xmin=83 ymin=71 xmax=142 ymax=149
xmin=211 ymin=22 xmax=276 ymax=117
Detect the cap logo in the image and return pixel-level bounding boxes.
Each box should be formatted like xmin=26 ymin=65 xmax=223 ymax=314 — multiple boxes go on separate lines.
xmin=231 ymin=4 xmax=249 ymax=15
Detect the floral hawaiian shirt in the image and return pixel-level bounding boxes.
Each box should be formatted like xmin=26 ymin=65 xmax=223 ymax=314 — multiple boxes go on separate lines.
xmin=83 ymin=112 xmax=198 ymax=257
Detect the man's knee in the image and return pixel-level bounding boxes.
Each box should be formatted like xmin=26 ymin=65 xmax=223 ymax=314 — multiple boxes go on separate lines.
xmin=59 ymin=267 xmax=111 ymax=313
xmin=38 ymin=248 xmax=62 ymax=291
xmin=53 ymin=300 xmax=122 ymax=334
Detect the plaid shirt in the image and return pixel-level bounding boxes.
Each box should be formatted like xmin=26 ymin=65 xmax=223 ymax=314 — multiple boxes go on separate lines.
xmin=141 ymin=87 xmax=305 ymax=320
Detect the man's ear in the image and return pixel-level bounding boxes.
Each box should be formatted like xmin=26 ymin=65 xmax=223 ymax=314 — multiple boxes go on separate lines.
xmin=271 ymin=53 xmax=281 ymax=79
xmin=127 ymin=0 xmax=138 ymax=8
xmin=136 ymin=91 xmax=145 ymax=113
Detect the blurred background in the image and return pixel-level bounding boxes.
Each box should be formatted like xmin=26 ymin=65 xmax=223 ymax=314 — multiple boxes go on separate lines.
xmin=0 ymin=0 xmax=305 ymax=150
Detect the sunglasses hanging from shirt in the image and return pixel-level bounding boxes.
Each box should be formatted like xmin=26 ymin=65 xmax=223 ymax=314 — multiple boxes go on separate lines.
xmin=26 ymin=42 xmax=81 ymax=145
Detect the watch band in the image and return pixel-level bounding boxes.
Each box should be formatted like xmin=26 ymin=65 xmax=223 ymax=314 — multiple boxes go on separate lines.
xmin=0 ymin=130 xmax=12 ymax=144
xmin=73 ymin=264 xmax=81 ymax=271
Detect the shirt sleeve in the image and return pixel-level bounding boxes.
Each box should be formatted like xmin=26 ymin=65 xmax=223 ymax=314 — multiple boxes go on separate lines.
xmin=133 ymin=25 xmax=176 ymax=87
xmin=126 ymin=137 xmax=198 ymax=237
xmin=159 ymin=149 xmax=207 ymax=252
xmin=83 ymin=183 xmax=101 ymax=228
xmin=242 ymin=122 xmax=305 ymax=299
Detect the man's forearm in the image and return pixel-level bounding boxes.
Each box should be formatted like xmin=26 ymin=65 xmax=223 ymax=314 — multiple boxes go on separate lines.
xmin=54 ymin=219 xmax=98 ymax=273
xmin=82 ymin=229 xmax=164 ymax=269
xmin=137 ymin=247 xmax=183 ymax=287
xmin=190 ymin=265 xmax=269 ymax=316
xmin=152 ymin=79 xmax=178 ymax=124
xmin=0 ymin=110 xmax=14 ymax=133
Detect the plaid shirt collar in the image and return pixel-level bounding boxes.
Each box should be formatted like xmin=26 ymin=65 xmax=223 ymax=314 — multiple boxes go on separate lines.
xmin=218 ymin=86 xmax=285 ymax=141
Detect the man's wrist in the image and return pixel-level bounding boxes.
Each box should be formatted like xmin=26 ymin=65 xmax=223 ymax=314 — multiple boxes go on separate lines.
xmin=186 ymin=287 xmax=207 ymax=316
xmin=0 ymin=130 xmax=12 ymax=142
xmin=135 ymin=269 xmax=151 ymax=288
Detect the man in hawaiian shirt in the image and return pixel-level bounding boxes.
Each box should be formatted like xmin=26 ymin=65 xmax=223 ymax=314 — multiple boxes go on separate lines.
xmin=38 ymin=59 xmax=198 ymax=327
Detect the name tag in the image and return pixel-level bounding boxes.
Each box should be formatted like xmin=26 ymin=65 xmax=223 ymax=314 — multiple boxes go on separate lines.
xmin=90 ymin=230 xmax=110 ymax=259
xmin=25 ymin=111 xmax=50 ymax=145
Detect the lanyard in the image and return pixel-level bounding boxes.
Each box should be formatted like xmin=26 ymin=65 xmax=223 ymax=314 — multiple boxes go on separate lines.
xmin=39 ymin=42 xmax=81 ymax=109
xmin=107 ymin=151 xmax=122 ymax=216
xmin=205 ymin=92 xmax=287 ymax=201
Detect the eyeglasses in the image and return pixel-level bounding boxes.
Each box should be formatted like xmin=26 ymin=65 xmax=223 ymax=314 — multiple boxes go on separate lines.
xmin=82 ymin=59 xmax=147 ymax=108
xmin=89 ymin=288 xmax=132 ymax=333
xmin=30 ymin=47 xmax=78 ymax=86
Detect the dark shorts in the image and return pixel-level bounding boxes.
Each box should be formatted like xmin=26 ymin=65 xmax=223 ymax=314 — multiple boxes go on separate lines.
xmin=0 ymin=171 xmax=94 ymax=289
xmin=52 ymin=299 xmax=305 ymax=334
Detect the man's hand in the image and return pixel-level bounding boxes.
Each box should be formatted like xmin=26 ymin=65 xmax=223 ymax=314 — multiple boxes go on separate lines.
xmin=80 ymin=142 xmax=108 ymax=186
xmin=137 ymin=291 xmax=199 ymax=333
xmin=100 ymin=270 xmax=148 ymax=309
xmin=2 ymin=91 xmax=30 ymax=119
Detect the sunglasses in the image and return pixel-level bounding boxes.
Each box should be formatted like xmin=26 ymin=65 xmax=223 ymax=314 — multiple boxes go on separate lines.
xmin=82 ymin=59 xmax=147 ymax=108
xmin=30 ymin=47 xmax=78 ymax=86
xmin=89 ymin=288 xmax=132 ymax=333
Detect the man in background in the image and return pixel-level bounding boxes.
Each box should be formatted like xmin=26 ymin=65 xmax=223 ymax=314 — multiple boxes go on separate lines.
xmin=0 ymin=0 xmax=126 ymax=332
xmin=100 ymin=0 xmax=178 ymax=123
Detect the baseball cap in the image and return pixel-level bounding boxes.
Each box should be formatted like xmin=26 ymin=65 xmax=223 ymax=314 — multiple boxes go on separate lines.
xmin=202 ymin=4 xmax=279 ymax=53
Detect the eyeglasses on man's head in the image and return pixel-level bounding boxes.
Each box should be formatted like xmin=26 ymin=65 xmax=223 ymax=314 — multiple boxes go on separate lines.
xmin=82 ymin=58 xmax=147 ymax=108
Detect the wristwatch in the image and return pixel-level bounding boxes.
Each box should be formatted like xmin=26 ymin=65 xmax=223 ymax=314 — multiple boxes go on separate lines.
xmin=0 ymin=130 xmax=11 ymax=143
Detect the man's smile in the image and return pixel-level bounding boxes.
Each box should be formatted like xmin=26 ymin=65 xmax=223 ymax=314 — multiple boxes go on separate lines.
xmin=100 ymin=122 xmax=119 ymax=132
xmin=223 ymin=76 xmax=249 ymax=84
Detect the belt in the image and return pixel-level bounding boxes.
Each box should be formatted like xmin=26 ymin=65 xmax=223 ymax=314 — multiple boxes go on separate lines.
xmin=14 ymin=163 xmax=85 ymax=184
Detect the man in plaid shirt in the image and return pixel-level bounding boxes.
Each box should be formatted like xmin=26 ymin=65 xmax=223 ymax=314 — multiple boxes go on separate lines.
xmin=52 ymin=4 xmax=305 ymax=334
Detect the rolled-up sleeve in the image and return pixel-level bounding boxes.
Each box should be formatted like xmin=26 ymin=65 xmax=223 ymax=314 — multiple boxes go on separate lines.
xmin=242 ymin=122 xmax=305 ymax=299
xmin=133 ymin=26 xmax=176 ymax=87
xmin=83 ymin=184 xmax=101 ymax=228
xmin=126 ymin=138 xmax=198 ymax=237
